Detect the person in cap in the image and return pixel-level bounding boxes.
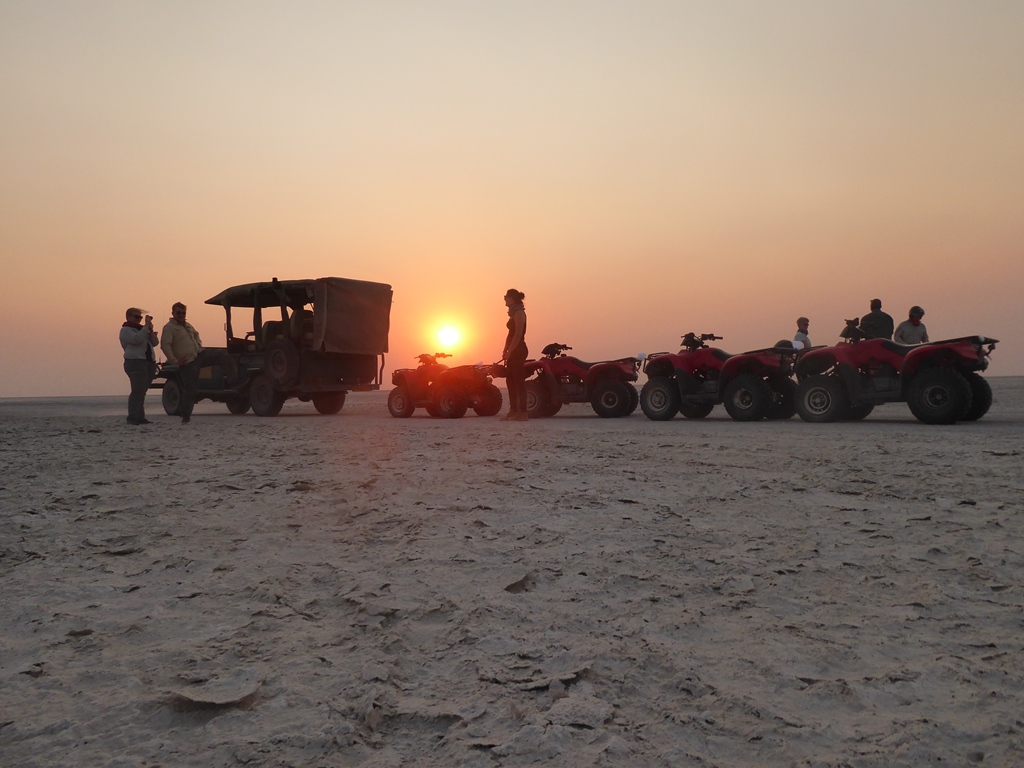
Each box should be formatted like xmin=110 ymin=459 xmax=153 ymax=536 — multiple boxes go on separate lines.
xmin=858 ymin=298 xmax=895 ymax=340
xmin=500 ymin=289 xmax=528 ymax=421
xmin=894 ymin=306 xmax=929 ymax=345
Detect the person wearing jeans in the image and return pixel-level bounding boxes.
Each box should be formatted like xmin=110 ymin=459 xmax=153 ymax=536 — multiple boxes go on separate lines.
xmin=160 ymin=301 xmax=238 ymax=423
xmin=119 ymin=307 xmax=157 ymax=425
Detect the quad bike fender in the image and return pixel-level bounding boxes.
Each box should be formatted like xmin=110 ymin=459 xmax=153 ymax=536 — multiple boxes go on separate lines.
xmin=583 ymin=362 xmax=637 ymax=392
xmin=795 ymin=349 xmax=838 ymax=380
xmin=642 ymin=354 xmax=679 ymax=379
xmin=719 ymin=353 xmax=779 ymax=384
xmin=901 ymin=342 xmax=987 ymax=380
xmin=530 ymin=371 xmax=560 ymax=401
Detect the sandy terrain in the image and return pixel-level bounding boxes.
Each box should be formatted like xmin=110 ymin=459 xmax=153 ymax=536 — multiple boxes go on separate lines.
xmin=2 ymin=379 xmax=1023 ymax=767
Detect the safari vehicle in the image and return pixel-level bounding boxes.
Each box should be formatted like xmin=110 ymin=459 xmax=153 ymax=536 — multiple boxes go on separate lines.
xmin=153 ymin=277 xmax=393 ymax=417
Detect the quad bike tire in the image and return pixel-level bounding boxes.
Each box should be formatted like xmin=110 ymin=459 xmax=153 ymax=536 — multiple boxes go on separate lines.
xmin=265 ymin=339 xmax=301 ymax=388
xmin=625 ymin=384 xmax=639 ymax=415
xmin=250 ymin=373 xmax=285 ymax=417
xmin=907 ymin=368 xmax=972 ymax=425
xmin=473 ymin=383 xmax=503 ymax=417
xmin=591 ymin=379 xmax=633 ymax=418
xmin=723 ymin=374 xmax=773 ymax=422
xmin=312 ymin=392 xmax=346 ymax=415
xmin=679 ymin=402 xmax=714 ymax=419
xmin=525 ymin=379 xmax=556 ymax=418
xmin=226 ymin=395 xmax=251 ymax=415
xmin=843 ymin=403 xmax=875 ymax=421
xmin=432 ymin=384 xmax=469 ymax=419
xmin=962 ymin=372 xmax=993 ymax=421
xmin=796 ymin=376 xmax=849 ymax=423
xmin=387 ymin=386 xmax=415 ymax=418
xmin=162 ymin=377 xmax=183 ymax=416
xmin=766 ymin=378 xmax=797 ymax=420
xmin=639 ymin=376 xmax=680 ymax=421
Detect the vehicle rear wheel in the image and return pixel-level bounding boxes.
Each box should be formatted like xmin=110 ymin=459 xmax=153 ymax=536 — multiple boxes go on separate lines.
xmin=473 ymin=383 xmax=503 ymax=416
xmin=226 ymin=395 xmax=251 ymax=415
xmin=908 ymin=368 xmax=972 ymax=425
xmin=962 ymin=372 xmax=993 ymax=421
xmin=591 ymin=379 xmax=632 ymax=418
xmin=265 ymin=339 xmax=301 ymax=388
xmin=796 ymin=376 xmax=848 ymax=423
xmin=433 ymin=384 xmax=468 ymax=418
xmin=387 ymin=386 xmax=415 ymax=418
xmin=312 ymin=392 xmax=346 ymax=415
xmin=843 ymin=403 xmax=874 ymax=421
xmin=766 ymin=378 xmax=797 ymax=420
xmin=723 ymin=374 xmax=773 ymax=421
xmin=250 ymin=373 xmax=285 ymax=417
xmin=639 ymin=376 xmax=679 ymax=420
xmin=679 ymin=402 xmax=714 ymax=419
xmin=625 ymin=384 xmax=639 ymax=415
xmin=525 ymin=379 xmax=553 ymax=418
xmin=162 ymin=378 xmax=182 ymax=416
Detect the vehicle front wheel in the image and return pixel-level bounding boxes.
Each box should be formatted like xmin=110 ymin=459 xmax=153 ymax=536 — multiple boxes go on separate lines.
xmin=962 ymin=372 xmax=993 ymax=421
xmin=907 ymin=368 xmax=972 ymax=425
xmin=679 ymin=402 xmax=714 ymax=419
xmin=162 ymin=378 xmax=182 ymax=416
xmin=387 ymin=386 xmax=415 ymax=418
xmin=796 ymin=376 xmax=848 ymax=423
xmin=250 ymin=373 xmax=285 ymax=417
xmin=525 ymin=380 xmax=553 ymax=418
xmin=432 ymin=384 xmax=468 ymax=418
xmin=843 ymin=403 xmax=874 ymax=421
xmin=473 ymin=383 xmax=503 ymax=417
xmin=639 ymin=377 xmax=679 ymax=420
xmin=723 ymin=374 xmax=773 ymax=421
xmin=766 ymin=378 xmax=797 ymax=420
xmin=226 ymin=395 xmax=251 ymax=415
xmin=591 ymin=379 xmax=633 ymax=418
xmin=265 ymin=339 xmax=300 ymax=388
xmin=312 ymin=392 xmax=346 ymax=415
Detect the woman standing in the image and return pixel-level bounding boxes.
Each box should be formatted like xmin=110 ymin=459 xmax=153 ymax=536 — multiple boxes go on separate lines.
xmin=501 ymin=288 xmax=528 ymax=421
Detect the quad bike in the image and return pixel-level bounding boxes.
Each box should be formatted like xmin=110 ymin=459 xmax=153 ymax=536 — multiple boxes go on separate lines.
xmin=523 ymin=343 xmax=640 ymax=418
xmin=794 ymin=319 xmax=998 ymax=424
xmin=388 ymin=353 xmax=503 ymax=419
xmin=640 ymin=332 xmax=801 ymax=422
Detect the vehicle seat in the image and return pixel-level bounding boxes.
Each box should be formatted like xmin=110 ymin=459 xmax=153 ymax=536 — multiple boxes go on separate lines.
xmin=565 ymin=357 xmax=597 ymax=370
xmin=261 ymin=320 xmax=286 ymax=347
xmin=289 ymin=308 xmax=315 ymax=348
xmin=880 ymin=341 xmax=914 ymax=356
xmin=711 ymin=349 xmax=732 ymax=361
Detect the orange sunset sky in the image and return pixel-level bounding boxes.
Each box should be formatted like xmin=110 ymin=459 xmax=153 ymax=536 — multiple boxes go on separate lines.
xmin=2 ymin=1 xmax=1022 ymax=398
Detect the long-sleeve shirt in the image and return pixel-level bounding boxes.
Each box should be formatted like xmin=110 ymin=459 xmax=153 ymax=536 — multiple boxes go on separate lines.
xmin=894 ymin=320 xmax=929 ymax=345
xmin=160 ymin=320 xmax=203 ymax=364
xmin=120 ymin=326 xmax=157 ymax=360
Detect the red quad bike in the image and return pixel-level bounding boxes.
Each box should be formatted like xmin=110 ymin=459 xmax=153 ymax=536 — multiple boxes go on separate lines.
xmin=640 ymin=332 xmax=801 ymax=422
xmin=794 ymin=320 xmax=998 ymax=425
xmin=524 ymin=343 xmax=640 ymax=418
xmin=388 ymin=353 xmax=503 ymax=419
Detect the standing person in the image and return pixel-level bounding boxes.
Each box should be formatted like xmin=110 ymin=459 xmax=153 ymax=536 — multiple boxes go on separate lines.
xmin=500 ymin=288 xmax=528 ymax=421
xmin=793 ymin=317 xmax=811 ymax=350
xmin=160 ymin=302 xmax=239 ymax=423
xmin=859 ymin=298 xmax=895 ymax=340
xmin=120 ymin=307 xmax=157 ymax=425
xmin=894 ymin=306 xmax=929 ymax=345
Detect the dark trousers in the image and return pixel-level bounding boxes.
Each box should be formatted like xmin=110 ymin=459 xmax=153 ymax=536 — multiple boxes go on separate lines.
xmin=124 ymin=359 xmax=155 ymax=423
xmin=179 ymin=349 xmax=239 ymax=419
xmin=505 ymin=344 xmax=528 ymax=413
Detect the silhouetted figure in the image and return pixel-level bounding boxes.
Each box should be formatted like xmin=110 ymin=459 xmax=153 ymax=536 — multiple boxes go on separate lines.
xmin=894 ymin=306 xmax=929 ymax=345
xmin=500 ymin=289 xmax=528 ymax=421
xmin=859 ymin=298 xmax=894 ymax=340
xmin=160 ymin=302 xmax=239 ymax=423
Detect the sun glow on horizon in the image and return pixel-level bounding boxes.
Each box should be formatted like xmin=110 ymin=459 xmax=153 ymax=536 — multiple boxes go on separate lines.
xmin=437 ymin=325 xmax=461 ymax=349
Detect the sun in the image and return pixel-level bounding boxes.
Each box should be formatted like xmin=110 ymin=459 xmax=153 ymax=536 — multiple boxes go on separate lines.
xmin=437 ymin=325 xmax=461 ymax=349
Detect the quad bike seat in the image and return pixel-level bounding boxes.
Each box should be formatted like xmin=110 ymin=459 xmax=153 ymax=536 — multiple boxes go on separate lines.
xmin=879 ymin=341 xmax=916 ymax=356
xmin=564 ymin=357 xmax=597 ymax=370
xmin=710 ymin=349 xmax=732 ymax=362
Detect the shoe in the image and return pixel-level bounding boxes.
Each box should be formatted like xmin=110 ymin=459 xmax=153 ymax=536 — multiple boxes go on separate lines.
xmin=126 ymin=418 xmax=152 ymax=425
xmin=181 ymin=416 xmax=191 ymax=424
xmin=512 ymin=411 xmax=529 ymax=421
xmin=499 ymin=411 xmax=517 ymax=421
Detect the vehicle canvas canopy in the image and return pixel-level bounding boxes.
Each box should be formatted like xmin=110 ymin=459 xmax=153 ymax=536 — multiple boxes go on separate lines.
xmin=205 ymin=277 xmax=392 ymax=355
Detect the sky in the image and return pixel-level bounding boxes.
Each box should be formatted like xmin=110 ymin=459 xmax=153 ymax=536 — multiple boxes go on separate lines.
xmin=2 ymin=1 xmax=1022 ymax=397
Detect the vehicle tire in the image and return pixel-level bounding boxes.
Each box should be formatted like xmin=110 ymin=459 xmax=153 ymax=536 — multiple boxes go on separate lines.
xmin=226 ymin=395 xmax=251 ymax=415
xmin=796 ymin=376 xmax=848 ymax=423
xmin=591 ymin=379 xmax=632 ymax=418
xmin=250 ymin=373 xmax=285 ymax=417
xmin=766 ymin=379 xmax=797 ymax=420
xmin=907 ymin=368 xmax=972 ymax=425
xmin=525 ymin=379 xmax=553 ymax=418
xmin=265 ymin=339 xmax=301 ymax=388
xmin=387 ymin=386 xmax=415 ymax=418
xmin=843 ymin=403 xmax=874 ymax=421
xmin=162 ymin=377 xmax=183 ymax=416
xmin=625 ymin=384 xmax=639 ymax=415
xmin=639 ymin=376 xmax=679 ymax=421
xmin=961 ymin=372 xmax=993 ymax=421
xmin=679 ymin=402 xmax=714 ymax=419
xmin=433 ymin=384 xmax=468 ymax=419
xmin=473 ymin=384 xmax=503 ymax=417
xmin=424 ymin=402 xmax=441 ymax=418
xmin=312 ymin=392 xmax=346 ymax=415
xmin=723 ymin=374 xmax=773 ymax=422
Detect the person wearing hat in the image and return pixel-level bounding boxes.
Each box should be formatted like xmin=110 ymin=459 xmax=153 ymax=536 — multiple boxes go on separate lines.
xmin=894 ymin=306 xmax=929 ymax=344
xmin=858 ymin=298 xmax=895 ymax=340
xmin=500 ymin=288 xmax=528 ymax=421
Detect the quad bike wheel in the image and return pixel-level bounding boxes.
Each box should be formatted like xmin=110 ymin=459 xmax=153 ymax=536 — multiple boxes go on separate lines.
xmin=907 ymin=368 xmax=972 ymax=425
xmin=525 ymin=379 xmax=555 ymax=418
xmin=591 ymin=379 xmax=633 ymax=418
xmin=796 ymin=376 xmax=849 ymax=423
xmin=766 ymin=378 xmax=797 ymax=420
xmin=161 ymin=377 xmax=183 ymax=416
xmin=432 ymin=384 xmax=469 ymax=418
xmin=842 ymin=403 xmax=874 ymax=421
xmin=473 ymin=383 xmax=503 ymax=417
xmin=265 ymin=339 xmax=301 ymax=388
xmin=387 ymin=386 xmax=415 ymax=418
xmin=962 ymin=372 xmax=993 ymax=421
xmin=250 ymin=373 xmax=285 ymax=417
xmin=226 ymin=395 xmax=251 ymax=415
xmin=680 ymin=402 xmax=714 ymax=419
xmin=625 ymin=384 xmax=639 ymax=415
xmin=723 ymin=374 xmax=773 ymax=422
xmin=639 ymin=376 xmax=679 ymax=421
xmin=312 ymin=392 xmax=346 ymax=415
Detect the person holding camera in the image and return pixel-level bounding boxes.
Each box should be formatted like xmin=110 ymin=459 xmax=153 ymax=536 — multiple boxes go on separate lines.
xmin=120 ymin=307 xmax=158 ymax=425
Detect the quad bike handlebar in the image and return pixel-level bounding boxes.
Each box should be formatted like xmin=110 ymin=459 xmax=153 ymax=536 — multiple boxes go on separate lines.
xmin=541 ymin=343 xmax=572 ymax=358
xmin=416 ymin=352 xmax=451 ymax=365
xmin=680 ymin=332 xmax=722 ymax=351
